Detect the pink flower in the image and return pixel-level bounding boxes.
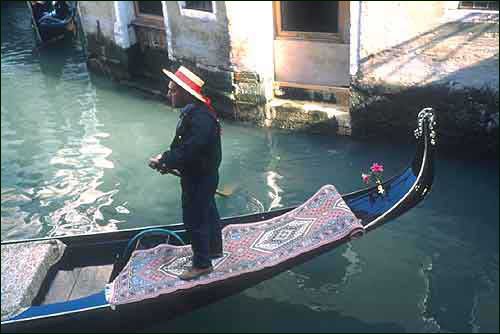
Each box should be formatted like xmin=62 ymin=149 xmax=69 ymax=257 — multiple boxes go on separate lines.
xmin=361 ymin=173 xmax=371 ymax=184
xmin=361 ymin=162 xmax=386 ymax=196
xmin=370 ymin=163 xmax=384 ymax=173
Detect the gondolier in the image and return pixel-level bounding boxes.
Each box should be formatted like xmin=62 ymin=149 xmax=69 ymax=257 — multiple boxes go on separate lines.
xmin=30 ymin=1 xmax=51 ymax=21
xmin=149 ymin=65 xmax=223 ymax=280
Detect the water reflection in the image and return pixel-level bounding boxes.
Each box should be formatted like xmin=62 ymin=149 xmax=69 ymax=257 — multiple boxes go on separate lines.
xmin=266 ymin=170 xmax=284 ymax=210
xmin=1 ymin=13 xmax=121 ymax=239
xmin=2 ymin=64 xmax=121 ymax=239
xmin=418 ymin=244 xmax=499 ymax=332
xmin=244 ymin=242 xmax=363 ymax=312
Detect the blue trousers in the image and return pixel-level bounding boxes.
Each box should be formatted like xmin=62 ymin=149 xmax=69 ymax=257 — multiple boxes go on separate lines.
xmin=181 ymin=173 xmax=223 ymax=269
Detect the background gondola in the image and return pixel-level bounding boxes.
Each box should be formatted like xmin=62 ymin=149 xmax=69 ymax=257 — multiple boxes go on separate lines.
xmin=26 ymin=1 xmax=77 ymax=46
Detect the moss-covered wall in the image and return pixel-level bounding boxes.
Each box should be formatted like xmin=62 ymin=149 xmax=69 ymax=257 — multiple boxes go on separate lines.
xmin=351 ymin=81 xmax=499 ymax=156
xmin=78 ymin=1 xmax=132 ymax=80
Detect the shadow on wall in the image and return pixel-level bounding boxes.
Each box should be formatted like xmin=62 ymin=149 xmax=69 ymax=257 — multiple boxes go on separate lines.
xmin=360 ymin=13 xmax=499 ymax=88
xmin=352 ymin=14 xmax=499 ymax=158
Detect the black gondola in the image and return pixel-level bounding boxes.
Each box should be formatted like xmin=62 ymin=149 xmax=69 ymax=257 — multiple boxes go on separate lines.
xmin=1 ymin=109 xmax=437 ymax=333
xmin=27 ymin=1 xmax=76 ymax=45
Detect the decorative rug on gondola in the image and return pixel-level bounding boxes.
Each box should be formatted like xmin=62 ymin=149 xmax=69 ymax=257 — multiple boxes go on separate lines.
xmin=106 ymin=184 xmax=363 ymax=307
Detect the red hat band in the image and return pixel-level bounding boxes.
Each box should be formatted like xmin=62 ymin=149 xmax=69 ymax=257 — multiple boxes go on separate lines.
xmin=175 ymin=70 xmax=203 ymax=96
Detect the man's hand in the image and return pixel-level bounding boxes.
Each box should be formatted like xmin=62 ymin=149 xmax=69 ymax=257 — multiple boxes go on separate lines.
xmin=148 ymin=154 xmax=162 ymax=170
xmin=148 ymin=153 xmax=180 ymax=176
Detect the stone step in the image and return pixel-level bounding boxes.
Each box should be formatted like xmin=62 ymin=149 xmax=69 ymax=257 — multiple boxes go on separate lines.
xmin=273 ymin=83 xmax=350 ymax=107
xmin=266 ymin=98 xmax=352 ymax=135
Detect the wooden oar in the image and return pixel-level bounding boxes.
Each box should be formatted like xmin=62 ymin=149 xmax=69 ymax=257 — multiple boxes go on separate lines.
xmin=167 ymin=169 xmax=233 ymax=197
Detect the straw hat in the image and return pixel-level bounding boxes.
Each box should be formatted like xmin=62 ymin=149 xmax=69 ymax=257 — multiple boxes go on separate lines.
xmin=162 ymin=66 xmax=207 ymax=103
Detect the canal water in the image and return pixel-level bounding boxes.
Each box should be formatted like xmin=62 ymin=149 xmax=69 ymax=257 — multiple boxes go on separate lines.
xmin=1 ymin=3 xmax=498 ymax=332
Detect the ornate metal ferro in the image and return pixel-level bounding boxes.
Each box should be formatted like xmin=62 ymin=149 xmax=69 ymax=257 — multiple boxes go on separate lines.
xmin=414 ymin=107 xmax=437 ymax=146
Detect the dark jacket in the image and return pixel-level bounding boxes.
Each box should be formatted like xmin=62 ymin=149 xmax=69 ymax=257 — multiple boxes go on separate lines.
xmin=159 ymin=103 xmax=221 ymax=178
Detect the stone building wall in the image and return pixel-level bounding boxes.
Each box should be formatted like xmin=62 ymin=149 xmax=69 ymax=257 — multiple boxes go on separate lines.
xmin=76 ymin=1 xmax=499 ymax=156
xmin=78 ymin=1 xmax=137 ymax=81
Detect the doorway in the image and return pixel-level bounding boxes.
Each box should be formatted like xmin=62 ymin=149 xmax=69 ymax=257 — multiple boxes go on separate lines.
xmin=273 ymin=1 xmax=350 ymax=88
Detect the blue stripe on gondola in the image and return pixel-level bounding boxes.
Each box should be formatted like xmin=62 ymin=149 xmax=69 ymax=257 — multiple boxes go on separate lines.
xmin=7 ymin=291 xmax=107 ymax=321
xmin=346 ymin=168 xmax=417 ymax=220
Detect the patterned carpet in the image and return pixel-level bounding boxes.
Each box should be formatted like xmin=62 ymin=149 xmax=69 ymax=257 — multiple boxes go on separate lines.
xmin=106 ymin=185 xmax=363 ymax=307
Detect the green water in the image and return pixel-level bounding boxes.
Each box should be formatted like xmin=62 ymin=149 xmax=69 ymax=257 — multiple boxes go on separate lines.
xmin=1 ymin=3 xmax=498 ymax=332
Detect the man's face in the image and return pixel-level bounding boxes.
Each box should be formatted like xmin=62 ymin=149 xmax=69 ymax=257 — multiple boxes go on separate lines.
xmin=167 ymin=81 xmax=185 ymax=108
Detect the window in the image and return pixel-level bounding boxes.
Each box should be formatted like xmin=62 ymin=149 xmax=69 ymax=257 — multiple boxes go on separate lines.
xmin=459 ymin=1 xmax=499 ymax=10
xmin=135 ymin=1 xmax=164 ymax=18
xmin=281 ymin=1 xmax=338 ymax=33
xmin=184 ymin=1 xmax=213 ymax=12
xmin=178 ymin=1 xmax=216 ymax=20
xmin=274 ymin=1 xmax=348 ymax=42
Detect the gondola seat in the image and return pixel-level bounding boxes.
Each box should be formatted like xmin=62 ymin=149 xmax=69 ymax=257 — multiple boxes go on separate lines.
xmin=1 ymin=240 xmax=66 ymax=321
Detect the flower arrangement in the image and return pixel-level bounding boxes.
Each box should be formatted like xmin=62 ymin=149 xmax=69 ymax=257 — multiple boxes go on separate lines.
xmin=361 ymin=163 xmax=385 ymax=195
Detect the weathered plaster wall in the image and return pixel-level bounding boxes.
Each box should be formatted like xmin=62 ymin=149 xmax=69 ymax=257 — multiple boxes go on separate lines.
xmin=165 ymin=1 xmax=230 ymax=68
xmin=163 ymin=1 xmax=233 ymax=115
xmin=225 ymin=1 xmax=274 ymax=101
xmin=113 ymin=1 xmax=137 ymax=49
xmin=164 ymin=2 xmax=274 ymax=118
xmin=78 ymin=1 xmax=116 ymax=39
xmin=78 ymin=1 xmax=137 ymax=80
xmin=165 ymin=2 xmax=273 ymax=75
